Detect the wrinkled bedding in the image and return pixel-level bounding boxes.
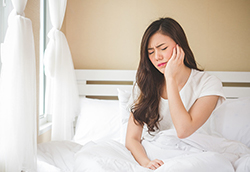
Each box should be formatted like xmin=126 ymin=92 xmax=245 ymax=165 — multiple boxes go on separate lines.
xmin=74 ymin=130 xmax=250 ymax=172
xmin=37 ymin=130 xmax=250 ymax=172
xmin=37 ymin=141 xmax=82 ymax=172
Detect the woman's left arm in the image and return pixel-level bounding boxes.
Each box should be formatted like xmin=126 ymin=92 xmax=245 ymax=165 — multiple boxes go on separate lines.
xmin=165 ymin=45 xmax=219 ymax=138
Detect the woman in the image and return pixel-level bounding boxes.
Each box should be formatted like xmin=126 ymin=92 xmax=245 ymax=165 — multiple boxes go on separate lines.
xmin=125 ymin=18 xmax=225 ymax=170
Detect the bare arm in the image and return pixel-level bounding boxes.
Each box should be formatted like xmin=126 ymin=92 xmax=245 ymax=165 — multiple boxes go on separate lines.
xmin=125 ymin=113 xmax=164 ymax=170
xmin=165 ymin=45 xmax=219 ymax=138
xmin=167 ymin=77 xmax=219 ymax=138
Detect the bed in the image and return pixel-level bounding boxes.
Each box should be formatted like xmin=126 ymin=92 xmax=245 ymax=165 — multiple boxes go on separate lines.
xmin=37 ymin=69 xmax=250 ymax=172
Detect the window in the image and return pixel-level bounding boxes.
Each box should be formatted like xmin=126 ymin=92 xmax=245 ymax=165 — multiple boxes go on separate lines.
xmin=0 ymin=0 xmax=51 ymax=134
xmin=39 ymin=0 xmax=52 ymax=134
xmin=1 ymin=0 xmax=52 ymax=133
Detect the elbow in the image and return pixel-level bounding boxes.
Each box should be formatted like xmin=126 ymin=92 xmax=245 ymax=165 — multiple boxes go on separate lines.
xmin=177 ymin=132 xmax=189 ymax=139
xmin=125 ymin=142 xmax=129 ymax=150
xmin=125 ymin=139 xmax=132 ymax=151
xmin=176 ymin=128 xmax=193 ymax=139
xmin=175 ymin=122 xmax=196 ymax=139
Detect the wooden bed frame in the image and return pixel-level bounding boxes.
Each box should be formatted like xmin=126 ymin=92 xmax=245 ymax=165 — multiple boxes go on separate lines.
xmin=75 ymin=69 xmax=250 ymax=99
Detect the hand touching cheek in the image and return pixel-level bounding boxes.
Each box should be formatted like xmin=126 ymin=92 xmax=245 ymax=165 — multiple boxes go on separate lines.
xmin=164 ymin=44 xmax=185 ymax=80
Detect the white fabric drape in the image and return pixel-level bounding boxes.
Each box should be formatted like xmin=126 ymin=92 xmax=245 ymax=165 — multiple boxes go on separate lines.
xmin=0 ymin=0 xmax=37 ymax=171
xmin=44 ymin=0 xmax=80 ymax=141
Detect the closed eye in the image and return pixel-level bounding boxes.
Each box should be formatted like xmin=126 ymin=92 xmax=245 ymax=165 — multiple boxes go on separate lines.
xmin=148 ymin=51 xmax=154 ymax=55
xmin=162 ymin=46 xmax=168 ymax=50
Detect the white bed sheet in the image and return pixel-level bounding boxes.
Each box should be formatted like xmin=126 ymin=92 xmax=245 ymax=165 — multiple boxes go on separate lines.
xmin=73 ymin=130 xmax=250 ymax=172
xmin=37 ymin=131 xmax=250 ymax=172
xmin=37 ymin=96 xmax=250 ymax=172
xmin=37 ymin=141 xmax=82 ymax=172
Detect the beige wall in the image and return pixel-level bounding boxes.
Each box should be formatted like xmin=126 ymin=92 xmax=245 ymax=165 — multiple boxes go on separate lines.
xmin=64 ymin=0 xmax=250 ymax=71
xmin=37 ymin=130 xmax=51 ymax=144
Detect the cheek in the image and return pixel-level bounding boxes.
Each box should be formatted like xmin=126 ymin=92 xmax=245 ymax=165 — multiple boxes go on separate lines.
xmin=166 ymin=45 xmax=177 ymax=58
xmin=149 ymin=56 xmax=155 ymax=64
xmin=165 ymin=50 xmax=173 ymax=59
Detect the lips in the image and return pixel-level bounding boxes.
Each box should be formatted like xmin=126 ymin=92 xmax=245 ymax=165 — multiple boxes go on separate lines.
xmin=158 ymin=62 xmax=167 ymax=67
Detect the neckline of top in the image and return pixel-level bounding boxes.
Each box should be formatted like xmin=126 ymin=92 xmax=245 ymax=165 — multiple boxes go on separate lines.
xmin=161 ymin=69 xmax=194 ymax=101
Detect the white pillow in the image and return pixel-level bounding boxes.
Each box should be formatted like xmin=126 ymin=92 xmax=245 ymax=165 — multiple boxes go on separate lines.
xmin=73 ymin=97 xmax=121 ymax=145
xmin=117 ymin=89 xmax=132 ymax=145
xmin=211 ymin=97 xmax=250 ymax=148
xmin=118 ymin=87 xmax=149 ymax=145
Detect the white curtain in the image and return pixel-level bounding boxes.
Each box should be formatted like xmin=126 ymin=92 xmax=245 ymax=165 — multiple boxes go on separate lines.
xmin=0 ymin=0 xmax=37 ymax=171
xmin=44 ymin=0 xmax=80 ymax=141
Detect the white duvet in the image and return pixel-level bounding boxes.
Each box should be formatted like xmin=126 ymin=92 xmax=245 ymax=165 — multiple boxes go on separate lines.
xmin=37 ymin=141 xmax=82 ymax=172
xmin=37 ymin=130 xmax=250 ymax=172
xmin=73 ymin=129 xmax=250 ymax=172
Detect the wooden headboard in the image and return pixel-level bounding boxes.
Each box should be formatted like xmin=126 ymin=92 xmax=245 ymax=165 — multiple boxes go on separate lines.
xmin=75 ymin=70 xmax=250 ymax=99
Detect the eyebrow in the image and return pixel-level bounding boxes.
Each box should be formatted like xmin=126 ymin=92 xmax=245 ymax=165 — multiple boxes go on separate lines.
xmin=148 ymin=43 xmax=165 ymax=50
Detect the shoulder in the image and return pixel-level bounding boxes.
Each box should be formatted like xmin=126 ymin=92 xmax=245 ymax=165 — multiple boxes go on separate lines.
xmin=190 ymin=69 xmax=225 ymax=99
xmin=191 ymin=69 xmax=221 ymax=85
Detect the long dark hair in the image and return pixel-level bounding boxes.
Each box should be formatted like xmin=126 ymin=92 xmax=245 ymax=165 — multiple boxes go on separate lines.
xmin=131 ymin=17 xmax=202 ymax=133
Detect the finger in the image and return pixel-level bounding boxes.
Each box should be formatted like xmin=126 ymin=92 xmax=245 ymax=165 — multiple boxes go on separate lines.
xmin=146 ymin=162 xmax=155 ymax=170
xmin=149 ymin=165 xmax=156 ymax=170
xmin=153 ymin=162 xmax=160 ymax=168
xmin=152 ymin=160 xmax=163 ymax=169
xmin=176 ymin=44 xmax=182 ymax=60
xmin=177 ymin=45 xmax=185 ymax=64
xmin=171 ymin=47 xmax=176 ymax=60
xmin=155 ymin=159 xmax=164 ymax=166
xmin=147 ymin=161 xmax=159 ymax=170
xmin=151 ymin=164 xmax=158 ymax=170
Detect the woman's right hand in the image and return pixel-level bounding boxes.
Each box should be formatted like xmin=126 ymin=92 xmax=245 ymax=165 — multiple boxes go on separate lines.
xmin=144 ymin=159 xmax=164 ymax=170
xmin=164 ymin=44 xmax=185 ymax=81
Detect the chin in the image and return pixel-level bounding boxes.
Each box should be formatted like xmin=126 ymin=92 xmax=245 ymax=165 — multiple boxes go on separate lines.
xmin=158 ymin=68 xmax=165 ymax=74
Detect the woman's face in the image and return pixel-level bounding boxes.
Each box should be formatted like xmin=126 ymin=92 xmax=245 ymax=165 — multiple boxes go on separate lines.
xmin=147 ymin=32 xmax=177 ymax=74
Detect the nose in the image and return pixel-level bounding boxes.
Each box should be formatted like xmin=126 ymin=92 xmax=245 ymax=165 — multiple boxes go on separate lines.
xmin=155 ymin=50 xmax=163 ymax=61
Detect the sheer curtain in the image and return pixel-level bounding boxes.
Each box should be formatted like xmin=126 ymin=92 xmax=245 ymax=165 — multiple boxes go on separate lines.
xmin=0 ymin=0 xmax=37 ymax=171
xmin=44 ymin=0 xmax=80 ymax=141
